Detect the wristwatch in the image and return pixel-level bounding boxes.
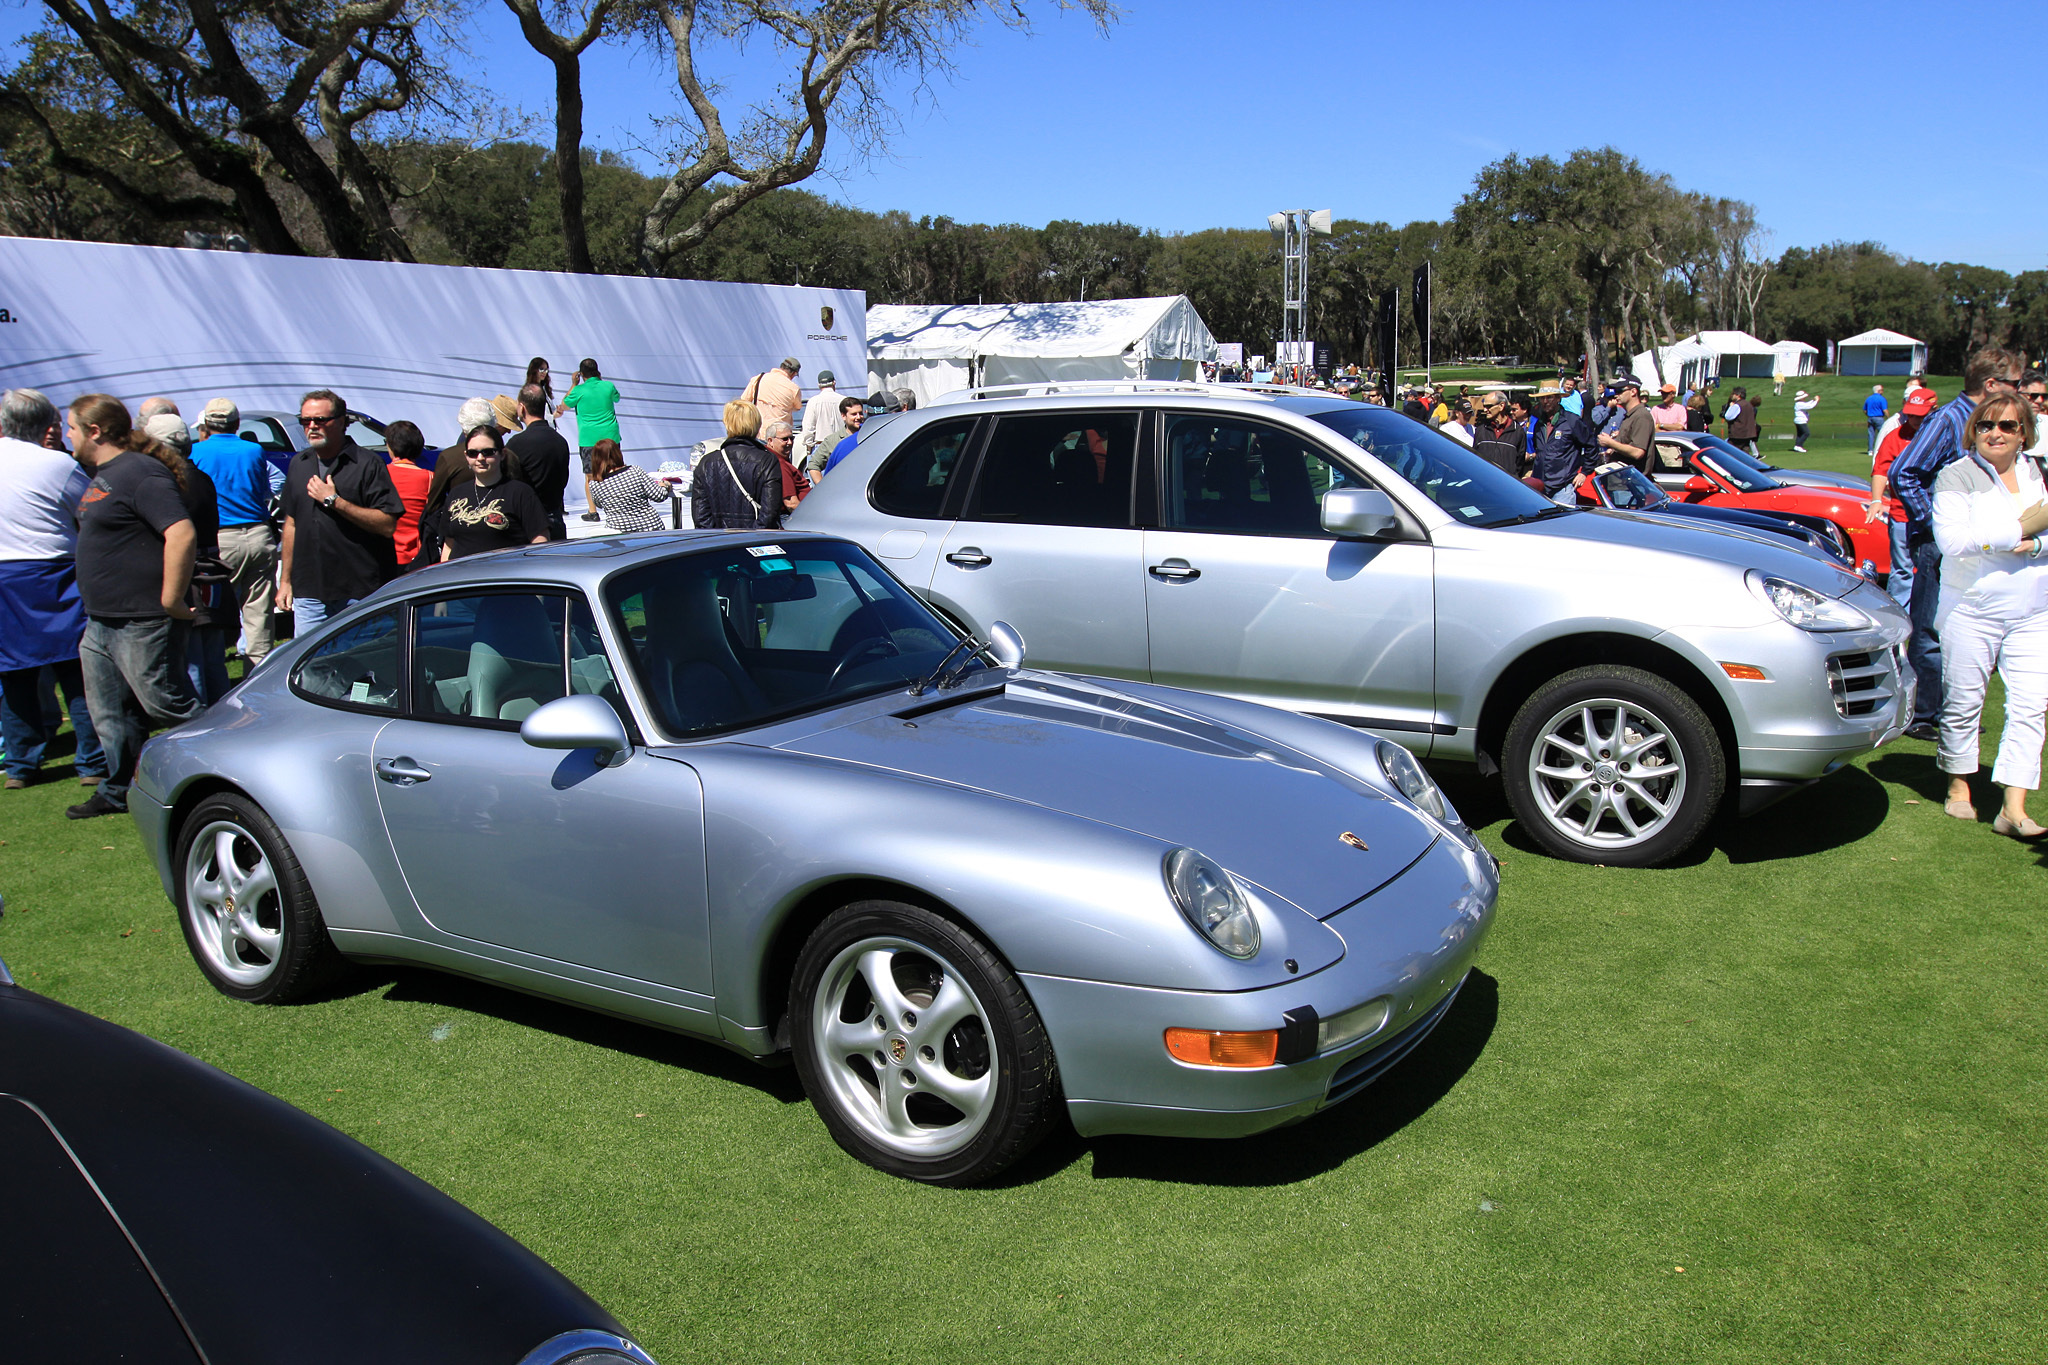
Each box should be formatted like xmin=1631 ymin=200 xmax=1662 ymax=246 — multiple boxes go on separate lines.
xmin=322 ymin=493 xmax=338 ymax=510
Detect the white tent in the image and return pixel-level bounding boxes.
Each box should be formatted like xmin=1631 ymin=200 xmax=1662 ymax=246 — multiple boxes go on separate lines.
xmin=1836 ymin=328 xmax=1927 ymax=376
xmin=1631 ymin=337 xmax=1715 ymax=392
xmin=867 ymin=296 xmax=1217 ymax=406
xmin=1771 ymin=340 xmax=1819 ymax=377
xmin=1685 ymin=330 xmax=1779 ymax=379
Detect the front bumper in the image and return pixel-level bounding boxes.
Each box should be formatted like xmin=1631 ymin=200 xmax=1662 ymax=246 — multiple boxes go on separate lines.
xmin=1025 ymin=835 xmax=1495 ymax=1140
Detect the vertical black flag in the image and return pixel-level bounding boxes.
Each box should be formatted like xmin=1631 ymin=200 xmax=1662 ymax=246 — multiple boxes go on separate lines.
xmin=1411 ymin=262 xmax=1431 ymax=375
xmin=1375 ymin=288 xmax=1398 ymax=406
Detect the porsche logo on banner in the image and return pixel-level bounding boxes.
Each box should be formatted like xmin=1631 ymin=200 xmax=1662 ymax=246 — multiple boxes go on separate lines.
xmin=820 ymin=305 xmax=834 ymax=331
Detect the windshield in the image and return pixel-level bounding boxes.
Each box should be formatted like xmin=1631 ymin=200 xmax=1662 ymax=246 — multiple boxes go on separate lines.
xmin=1309 ymin=406 xmax=1555 ymax=528
xmin=604 ymin=539 xmax=974 ymax=739
xmin=1694 ymin=447 xmax=1780 ymax=493
xmin=1590 ymin=463 xmax=1671 ymax=510
xmin=1694 ymin=432 xmax=1781 ymax=475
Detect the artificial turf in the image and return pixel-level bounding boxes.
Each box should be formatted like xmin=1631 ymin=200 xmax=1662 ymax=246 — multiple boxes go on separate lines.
xmin=4 ymin=424 xmax=2044 ymax=1362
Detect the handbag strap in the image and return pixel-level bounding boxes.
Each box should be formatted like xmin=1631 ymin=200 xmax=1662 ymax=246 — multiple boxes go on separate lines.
xmin=722 ymin=450 xmax=761 ymax=516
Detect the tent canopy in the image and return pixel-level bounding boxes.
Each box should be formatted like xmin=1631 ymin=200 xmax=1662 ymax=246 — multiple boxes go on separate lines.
xmin=1839 ymin=327 xmax=1923 ymax=347
xmin=1836 ymin=327 xmax=1927 ymax=376
xmin=1771 ymin=339 xmax=1818 ymax=376
xmin=868 ymin=296 xmax=1217 ymax=404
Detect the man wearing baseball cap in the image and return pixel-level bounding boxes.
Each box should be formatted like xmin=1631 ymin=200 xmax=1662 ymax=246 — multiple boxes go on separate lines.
xmin=1596 ymin=374 xmax=1657 ymax=473
xmin=1650 ymin=383 xmax=1686 ymax=431
xmin=1868 ymin=387 xmax=1937 ymax=609
xmin=1531 ymin=382 xmax=1599 ymax=504
xmin=798 ymin=369 xmax=845 ymax=476
xmin=187 ymin=397 xmax=277 ymax=664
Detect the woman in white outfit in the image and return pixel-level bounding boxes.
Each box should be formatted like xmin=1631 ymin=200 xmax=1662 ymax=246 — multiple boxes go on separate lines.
xmin=1931 ymin=391 xmax=2048 ymax=837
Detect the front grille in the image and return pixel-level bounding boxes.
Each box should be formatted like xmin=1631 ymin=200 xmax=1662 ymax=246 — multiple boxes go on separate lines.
xmin=1826 ymin=649 xmax=1894 ymax=718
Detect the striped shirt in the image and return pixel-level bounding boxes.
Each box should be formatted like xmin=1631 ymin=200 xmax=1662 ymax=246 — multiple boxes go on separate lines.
xmin=1889 ymin=393 xmax=1977 ymax=527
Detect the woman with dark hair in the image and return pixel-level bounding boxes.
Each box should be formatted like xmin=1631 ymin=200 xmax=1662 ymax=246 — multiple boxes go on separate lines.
xmin=690 ymin=400 xmax=781 ymax=530
xmin=587 ymin=439 xmax=673 ymax=533
xmin=524 ymin=357 xmax=554 ymax=413
xmin=383 ymin=420 xmax=433 ymax=569
xmin=1684 ymin=391 xmax=1711 ymax=432
xmin=439 ymin=425 xmax=548 ymax=561
xmin=1932 ymin=390 xmax=2048 ymax=837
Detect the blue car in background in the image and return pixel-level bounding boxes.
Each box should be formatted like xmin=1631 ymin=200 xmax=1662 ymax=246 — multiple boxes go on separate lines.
xmin=239 ymin=409 xmax=440 ymax=479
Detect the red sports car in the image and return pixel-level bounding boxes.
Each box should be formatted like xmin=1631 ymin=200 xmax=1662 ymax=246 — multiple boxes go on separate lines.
xmin=1649 ymin=441 xmax=1889 ymax=576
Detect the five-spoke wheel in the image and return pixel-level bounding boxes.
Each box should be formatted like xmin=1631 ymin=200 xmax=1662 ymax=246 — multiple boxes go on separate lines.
xmin=1503 ymin=665 xmax=1723 ymax=867
xmin=174 ymin=793 xmax=346 ymax=1002
xmin=791 ymin=901 xmax=1058 ymax=1185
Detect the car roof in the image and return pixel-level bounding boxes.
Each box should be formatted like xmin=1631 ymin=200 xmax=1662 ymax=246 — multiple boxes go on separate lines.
xmin=911 ymin=386 xmax=1356 ymax=425
xmin=360 ymin=528 xmax=849 ymax=599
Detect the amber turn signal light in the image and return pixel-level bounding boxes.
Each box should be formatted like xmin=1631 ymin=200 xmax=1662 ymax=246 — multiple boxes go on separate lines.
xmin=1164 ymin=1027 xmax=1280 ymax=1068
xmin=1719 ymin=662 xmax=1768 ymax=681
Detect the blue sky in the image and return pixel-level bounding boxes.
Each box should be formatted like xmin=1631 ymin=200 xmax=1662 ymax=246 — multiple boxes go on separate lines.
xmin=9 ymin=0 xmax=2042 ymax=273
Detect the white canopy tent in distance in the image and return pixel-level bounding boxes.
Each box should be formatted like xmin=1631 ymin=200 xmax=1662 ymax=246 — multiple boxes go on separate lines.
xmin=866 ymin=297 xmax=1218 ymax=407
xmin=1835 ymin=328 xmax=1928 ymax=376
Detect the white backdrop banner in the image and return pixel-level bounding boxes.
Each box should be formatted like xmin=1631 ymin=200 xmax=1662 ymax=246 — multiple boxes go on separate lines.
xmin=0 ymin=238 xmax=867 ymax=464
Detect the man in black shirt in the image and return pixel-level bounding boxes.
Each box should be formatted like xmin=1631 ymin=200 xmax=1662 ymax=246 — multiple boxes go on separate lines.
xmin=506 ymin=384 xmax=571 ymax=540
xmin=277 ymin=389 xmax=402 ymax=634
xmin=65 ymin=394 xmax=201 ymax=819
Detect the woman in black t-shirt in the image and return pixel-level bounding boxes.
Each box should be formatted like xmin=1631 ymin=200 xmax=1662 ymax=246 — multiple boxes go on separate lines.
xmin=439 ymin=425 xmax=549 ymax=561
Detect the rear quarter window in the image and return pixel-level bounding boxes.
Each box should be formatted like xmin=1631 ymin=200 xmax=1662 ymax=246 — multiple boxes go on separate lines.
xmin=869 ymin=419 xmax=977 ymax=519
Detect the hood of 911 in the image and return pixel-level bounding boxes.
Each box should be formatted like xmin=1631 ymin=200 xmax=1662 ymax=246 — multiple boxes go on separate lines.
xmin=773 ymin=675 xmax=1438 ymax=917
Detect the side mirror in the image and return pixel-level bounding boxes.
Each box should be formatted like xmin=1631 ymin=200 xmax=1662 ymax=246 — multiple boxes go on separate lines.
xmin=1683 ymin=474 xmax=1716 ymax=494
xmin=520 ymin=694 xmax=630 ymax=759
xmin=987 ymin=620 xmax=1026 ymax=669
xmin=1321 ymin=487 xmax=1404 ymax=539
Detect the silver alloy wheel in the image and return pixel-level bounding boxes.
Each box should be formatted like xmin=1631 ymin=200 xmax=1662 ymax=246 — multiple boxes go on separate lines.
xmin=1526 ymin=697 xmax=1687 ymax=850
xmin=183 ymin=818 xmax=285 ymax=986
xmin=810 ymin=936 xmax=997 ymax=1159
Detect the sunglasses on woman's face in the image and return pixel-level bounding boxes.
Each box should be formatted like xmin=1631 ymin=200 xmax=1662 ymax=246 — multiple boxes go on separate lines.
xmin=1974 ymin=419 xmax=2024 ymax=436
xmin=466 ymin=446 xmax=502 ymax=458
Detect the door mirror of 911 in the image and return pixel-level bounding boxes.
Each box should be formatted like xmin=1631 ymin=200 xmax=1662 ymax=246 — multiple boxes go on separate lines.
xmin=1684 ymin=473 xmax=1716 ymax=494
xmin=988 ymin=620 xmax=1026 ymax=669
xmin=519 ymin=694 xmax=631 ymax=760
xmin=1321 ymin=487 xmax=1404 ymax=540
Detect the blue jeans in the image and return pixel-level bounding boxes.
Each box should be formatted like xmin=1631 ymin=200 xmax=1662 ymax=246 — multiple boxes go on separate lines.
xmin=1906 ymin=536 xmax=1943 ymax=727
xmin=291 ymin=596 xmax=358 ymax=635
xmin=186 ymin=624 xmax=233 ymax=706
xmin=1884 ymin=519 xmax=1913 ymax=609
xmin=0 ymin=660 xmax=104 ymax=779
xmin=79 ymin=616 xmax=201 ymax=809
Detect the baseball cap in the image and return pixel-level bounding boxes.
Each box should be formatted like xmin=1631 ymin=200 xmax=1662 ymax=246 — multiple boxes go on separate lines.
xmin=1612 ymin=373 xmax=1641 ymax=391
xmin=1659 ymin=383 xmax=1677 ymax=395
xmin=1903 ymin=390 xmax=1938 ymax=416
xmin=818 ymin=370 xmax=835 ymax=385
xmin=200 ymin=396 xmax=239 ymax=429
xmin=781 ymin=356 xmax=800 ymax=371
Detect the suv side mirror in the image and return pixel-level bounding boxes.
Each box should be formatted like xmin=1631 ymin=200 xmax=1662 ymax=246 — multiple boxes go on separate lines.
xmin=521 ymin=694 xmax=630 ymax=759
xmin=1321 ymin=487 xmax=1405 ymax=540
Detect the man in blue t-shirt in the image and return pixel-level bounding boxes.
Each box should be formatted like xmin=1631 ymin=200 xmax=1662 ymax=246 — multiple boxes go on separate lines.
xmin=188 ymin=397 xmax=278 ymax=664
xmin=1862 ymin=385 xmax=1888 ymax=455
xmin=820 ymin=396 xmax=868 ymax=476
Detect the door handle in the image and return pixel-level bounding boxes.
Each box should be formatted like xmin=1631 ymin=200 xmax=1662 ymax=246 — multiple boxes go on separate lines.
xmin=946 ymin=548 xmax=992 ymax=568
xmin=375 ymin=756 xmax=432 ymax=785
xmin=1149 ymin=560 xmax=1201 ymax=581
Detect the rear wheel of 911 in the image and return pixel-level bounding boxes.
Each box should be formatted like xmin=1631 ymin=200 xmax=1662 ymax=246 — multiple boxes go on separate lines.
xmin=790 ymin=901 xmax=1059 ymax=1185
xmin=1502 ymin=665 xmax=1725 ymax=868
xmin=175 ymin=793 xmax=348 ymax=1003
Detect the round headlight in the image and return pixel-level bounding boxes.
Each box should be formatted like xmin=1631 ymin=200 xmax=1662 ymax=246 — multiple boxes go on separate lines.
xmin=1163 ymin=848 xmax=1260 ymax=959
xmin=1746 ymin=570 xmax=1870 ymax=632
xmin=1377 ymin=740 xmax=1447 ymax=820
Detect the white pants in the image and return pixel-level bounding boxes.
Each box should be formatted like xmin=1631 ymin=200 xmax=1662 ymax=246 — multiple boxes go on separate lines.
xmin=1938 ymin=603 xmax=2048 ymax=789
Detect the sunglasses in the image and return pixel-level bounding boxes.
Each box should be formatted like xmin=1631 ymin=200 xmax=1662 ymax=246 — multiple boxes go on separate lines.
xmin=298 ymin=413 xmax=342 ymax=427
xmin=465 ymin=445 xmax=503 ymax=457
xmin=1974 ymin=419 xmax=2024 ymax=436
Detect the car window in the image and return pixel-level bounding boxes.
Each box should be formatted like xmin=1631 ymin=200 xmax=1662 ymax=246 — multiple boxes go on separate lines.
xmin=964 ymin=412 xmax=1137 ymax=528
xmin=347 ymin=419 xmax=386 ymax=452
xmin=607 ymin=541 xmax=964 ymax=739
xmin=413 ymin=593 xmax=571 ymax=727
xmin=1591 ymin=464 xmax=1667 ymax=510
xmin=1696 ymin=452 xmax=1777 ymax=493
xmin=291 ymin=610 xmax=402 ymax=712
xmin=1652 ymin=440 xmax=1691 ymax=473
xmin=238 ymin=417 xmax=293 ymax=452
xmin=1309 ymin=405 xmax=1557 ymax=528
xmin=869 ymin=418 xmax=975 ymax=520
xmin=1163 ymin=414 xmax=1359 ymax=537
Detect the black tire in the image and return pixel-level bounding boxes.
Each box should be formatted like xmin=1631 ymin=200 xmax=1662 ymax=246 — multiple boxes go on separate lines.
xmin=1502 ymin=665 xmax=1725 ymax=868
xmin=174 ymin=792 xmax=350 ymax=1003
xmin=790 ymin=900 xmax=1059 ymax=1185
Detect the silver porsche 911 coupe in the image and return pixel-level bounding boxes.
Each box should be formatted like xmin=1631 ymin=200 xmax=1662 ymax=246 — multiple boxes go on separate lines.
xmin=132 ymin=532 xmax=1496 ymax=1184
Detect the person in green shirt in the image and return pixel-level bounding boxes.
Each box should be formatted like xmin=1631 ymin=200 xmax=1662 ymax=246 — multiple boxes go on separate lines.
xmin=554 ymin=358 xmax=622 ymax=477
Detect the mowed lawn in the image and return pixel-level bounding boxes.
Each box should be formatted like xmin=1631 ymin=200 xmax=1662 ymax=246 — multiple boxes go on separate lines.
xmin=4 ymin=416 xmax=2045 ymax=1361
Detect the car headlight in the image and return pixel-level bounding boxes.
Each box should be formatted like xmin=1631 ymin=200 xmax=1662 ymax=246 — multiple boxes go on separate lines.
xmin=1163 ymin=848 xmax=1260 ymax=959
xmin=1377 ymin=739 xmax=1447 ymax=821
xmin=1747 ymin=571 xmax=1870 ymax=632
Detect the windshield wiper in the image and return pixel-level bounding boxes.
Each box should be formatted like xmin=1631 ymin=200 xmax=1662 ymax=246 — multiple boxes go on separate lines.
xmin=907 ymin=635 xmax=985 ymax=696
xmin=1492 ymin=505 xmax=1578 ymax=527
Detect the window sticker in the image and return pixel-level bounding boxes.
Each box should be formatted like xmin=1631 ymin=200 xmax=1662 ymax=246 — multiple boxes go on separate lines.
xmin=746 ymin=544 xmax=786 ymax=557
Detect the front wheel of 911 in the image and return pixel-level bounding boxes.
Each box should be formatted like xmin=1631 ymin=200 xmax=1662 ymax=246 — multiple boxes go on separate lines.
xmin=1502 ymin=665 xmax=1725 ymax=868
xmin=790 ymin=901 xmax=1059 ymax=1185
xmin=175 ymin=792 xmax=348 ymax=1003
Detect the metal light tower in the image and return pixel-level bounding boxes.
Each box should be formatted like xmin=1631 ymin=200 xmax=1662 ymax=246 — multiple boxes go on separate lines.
xmin=1268 ymin=208 xmax=1332 ymax=375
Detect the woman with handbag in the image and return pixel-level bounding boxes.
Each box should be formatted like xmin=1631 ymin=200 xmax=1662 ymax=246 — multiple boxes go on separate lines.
xmin=690 ymin=401 xmax=782 ymax=531
xmin=1932 ymin=391 xmax=2048 ymax=837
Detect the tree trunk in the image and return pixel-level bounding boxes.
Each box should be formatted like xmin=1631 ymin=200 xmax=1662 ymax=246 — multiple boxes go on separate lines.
xmin=550 ymin=54 xmax=592 ymax=273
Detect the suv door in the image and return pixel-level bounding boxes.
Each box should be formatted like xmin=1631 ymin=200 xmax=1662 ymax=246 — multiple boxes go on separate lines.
xmin=928 ymin=410 xmax=1149 ymax=679
xmin=370 ymin=589 xmax=715 ymax=1013
xmin=1142 ymin=412 xmax=1439 ymax=742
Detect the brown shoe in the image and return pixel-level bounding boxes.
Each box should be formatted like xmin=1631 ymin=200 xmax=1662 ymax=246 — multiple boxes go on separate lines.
xmin=4 ymin=776 xmax=26 ymax=791
xmin=77 ymin=774 xmax=102 ymax=787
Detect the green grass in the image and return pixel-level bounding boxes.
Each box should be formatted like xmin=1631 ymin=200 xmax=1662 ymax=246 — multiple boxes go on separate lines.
xmin=3 ymin=684 xmax=2045 ymax=1362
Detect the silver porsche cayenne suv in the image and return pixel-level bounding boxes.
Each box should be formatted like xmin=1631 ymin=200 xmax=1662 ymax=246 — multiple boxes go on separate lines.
xmin=790 ymin=384 xmax=1911 ymax=867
